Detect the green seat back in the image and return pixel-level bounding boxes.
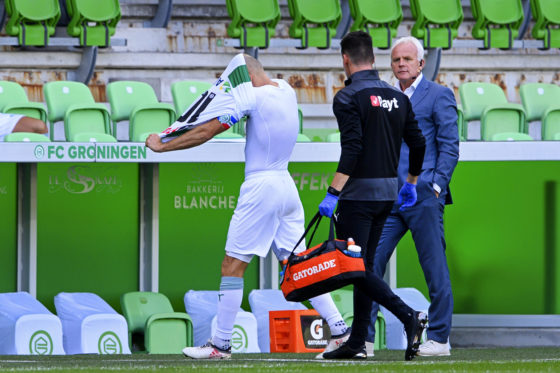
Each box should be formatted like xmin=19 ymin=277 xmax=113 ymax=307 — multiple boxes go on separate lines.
xmin=5 ymin=0 xmax=60 ymax=46
xmin=470 ymin=0 xmax=524 ymax=49
xmin=146 ymin=318 xmax=189 ymax=354
xmin=457 ymin=104 xmax=466 ymax=141
xmin=171 ymin=80 xmax=212 ymax=115
xmin=65 ymin=108 xmax=113 ymax=141
xmin=349 ymin=0 xmax=402 ymax=49
xmin=530 ymin=0 xmax=560 ymax=49
xmin=302 ymin=128 xmax=339 ymax=142
xmin=543 ymin=108 xmax=560 ymax=140
xmin=120 ymin=292 xmax=174 ymax=335
xmin=410 ymin=0 xmax=463 ymax=49
xmin=43 ymin=81 xmax=96 ymax=124
xmin=519 ymin=83 xmax=560 ymax=121
xmin=288 ymin=0 xmax=342 ymax=48
xmin=459 ymin=82 xmax=508 ymax=121
xmin=481 ymin=109 xmax=525 ymax=140
xmin=129 ymin=110 xmax=175 ymax=142
xmin=226 ymin=0 xmax=281 ymax=48
xmin=0 ymin=81 xmax=47 ymax=122
xmin=70 ymin=132 xmax=117 ymax=143
xmin=490 ymin=132 xmax=533 ymax=141
xmin=326 ymin=131 xmax=341 ymax=142
xmin=66 ymin=0 xmax=121 ymax=47
xmin=4 ymin=132 xmax=50 ymax=142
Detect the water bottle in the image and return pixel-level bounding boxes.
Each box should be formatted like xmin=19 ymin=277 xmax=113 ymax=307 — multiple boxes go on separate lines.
xmin=344 ymin=237 xmax=362 ymax=258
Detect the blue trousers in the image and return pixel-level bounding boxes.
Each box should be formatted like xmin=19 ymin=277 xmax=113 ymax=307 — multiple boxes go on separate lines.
xmin=368 ymin=195 xmax=453 ymax=344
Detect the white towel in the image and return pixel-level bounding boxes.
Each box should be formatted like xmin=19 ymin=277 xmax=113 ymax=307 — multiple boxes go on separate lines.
xmin=160 ymin=54 xmax=255 ymax=141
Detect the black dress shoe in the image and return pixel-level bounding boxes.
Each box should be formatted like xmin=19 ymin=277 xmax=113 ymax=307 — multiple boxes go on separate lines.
xmin=322 ymin=342 xmax=367 ymax=359
xmin=404 ymin=311 xmax=428 ymax=361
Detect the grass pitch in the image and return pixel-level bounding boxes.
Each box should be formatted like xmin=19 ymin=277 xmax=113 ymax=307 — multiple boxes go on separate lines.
xmin=1 ymin=348 xmax=560 ymax=372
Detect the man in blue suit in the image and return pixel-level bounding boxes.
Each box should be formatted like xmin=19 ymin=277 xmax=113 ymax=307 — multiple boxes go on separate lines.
xmin=368 ymin=36 xmax=459 ymax=357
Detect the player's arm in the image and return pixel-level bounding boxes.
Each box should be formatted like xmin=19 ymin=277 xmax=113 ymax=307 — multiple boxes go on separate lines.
xmin=145 ymin=118 xmax=227 ymax=153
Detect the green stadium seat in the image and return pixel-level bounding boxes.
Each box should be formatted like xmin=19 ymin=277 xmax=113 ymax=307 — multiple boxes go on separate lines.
xmin=66 ymin=0 xmax=121 ymax=47
xmin=0 ymin=81 xmax=47 ymax=122
xmin=4 ymin=132 xmax=50 ymax=142
xmin=326 ymin=131 xmax=340 ymax=142
xmin=459 ymin=82 xmax=527 ymax=141
xmin=43 ymin=81 xmax=114 ymax=142
xmin=349 ymin=0 xmax=403 ymax=49
xmin=410 ymin=0 xmax=463 ymax=49
xmin=519 ymin=83 xmax=560 ymax=140
xmin=296 ymin=133 xmax=312 ymax=142
xmin=71 ymin=132 xmax=118 ymax=143
xmin=120 ymin=292 xmax=193 ymax=354
xmin=330 ymin=289 xmax=386 ymax=351
xmin=302 ymin=128 xmax=339 ymax=142
xmin=457 ymin=104 xmax=466 ymax=141
xmin=288 ymin=0 xmax=342 ymax=49
xmin=5 ymin=0 xmax=60 ymax=46
xmin=490 ymin=132 xmax=533 ymax=141
xmin=226 ymin=0 xmax=281 ymax=48
xmin=530 ymin=0 xmax=560 ymax=49
xmin=107 ymin=81 xmax=176 ymax=142
xmin=470 ymin=0 xmax=524 ymax=49
xmin=171 ymin=80 xmax=212 ymax=116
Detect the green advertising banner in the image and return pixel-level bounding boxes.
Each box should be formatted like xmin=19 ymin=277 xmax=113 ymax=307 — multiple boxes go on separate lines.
xmin=397 ymin=161 xmax=560 ymax=314
xmin=36 ymin=163 xmax=140 ymax=312
xmin=0 ymin=163 xmax=17 ymax=292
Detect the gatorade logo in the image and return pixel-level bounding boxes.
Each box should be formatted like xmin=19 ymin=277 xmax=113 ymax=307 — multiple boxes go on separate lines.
xmin=310 ymin=319 xmax=324 ymax=339
xmin=98 ymin=331 xmax=123 ymax=354
xmin=370 ymin=95 xmax=399 ymax=112
xmin=29 ymin=330 xmax=53 ymax=355
xmin=292 ymin=259 xmax=336 ymax=281
xmin=231 ymin=324 xmax=248 ymax=352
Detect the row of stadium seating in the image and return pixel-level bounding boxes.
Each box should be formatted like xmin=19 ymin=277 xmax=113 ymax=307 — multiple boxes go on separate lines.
xmin=2 ymin=80 xmax=559 ymax=143
xmin=226 ymin=0 xmax=560 ymax=50
xmin=0 ymin=289 xmax=392 ymax=355
xmin=3 ymin=0 xmax=120 ymax=47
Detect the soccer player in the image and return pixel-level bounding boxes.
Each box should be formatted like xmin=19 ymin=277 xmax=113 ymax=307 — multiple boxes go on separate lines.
xmin=146 ymin=54 xmax=350 ymax=360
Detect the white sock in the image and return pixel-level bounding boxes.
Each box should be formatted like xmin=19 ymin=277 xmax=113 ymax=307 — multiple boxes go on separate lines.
xmin=309 ymin=293 xmax=348 ymax=337
xmin=211 ymin=276 xmax=243 ymax=351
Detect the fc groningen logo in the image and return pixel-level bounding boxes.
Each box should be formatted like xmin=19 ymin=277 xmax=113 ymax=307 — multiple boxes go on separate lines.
xmin=29 ymin=330 xmax=53 ymax=355
xmin=98 ymin=331 xmax=123 ymax=354
xmin=231 ymin=324 xmax=248 ymax=352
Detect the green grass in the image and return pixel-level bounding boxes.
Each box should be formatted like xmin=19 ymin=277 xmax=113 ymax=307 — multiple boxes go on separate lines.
xmin=1 ymin=348 xmax=560 ymax=372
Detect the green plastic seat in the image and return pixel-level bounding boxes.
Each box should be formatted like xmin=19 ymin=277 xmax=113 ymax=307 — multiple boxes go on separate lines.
xmin=459 ymin=82 xmax=527 ymax=141
xmin=410 ymin=0 xmax=463 ymax=49
xmin=71 ymin=132 xmax=118 ymax=143
xmin=349 ymin=0 xmax=402 ymax=49
xmin=0 ymin=81 xmax=47 ymax=122
xmin=519 ymin=83 xmax=560 ymax=140
xmin=5 ymin=0 xmax=60 ymax=46
xmin=530 ymin=0 xmax=560 ymax=49
xmin=288 ymin=0 xmax=342 ymax=49
xmin=43 ymin=81 xmax=113 ymax=142
xmin=171 ymin=80 xmax=213 ymax=116
xmin=4 ymin=132 xmax=50 ymax=142
xmin=330 ymin=289 xmax=386 ymax=351
xmin=326 ymin=131 xmax=340 ymax=142
xmin=66 ymin=0 xmax=121 ymax=47
xmin=301 ymin=128 xmax=339 ymax=142
xmin=470 ymin=0 xmax=524 ymax=49
xmin=107 ymin=81 xmax=176 ymax=142
xmin=120 ymin=292 xmax=193 ymax=354
xmin=296 ymin=133 xmax=312 ymax=142
xmin=490 ymin=132 xmax=533 ymax=141
xmin=226 ymin=0 xmax=281 ymax=48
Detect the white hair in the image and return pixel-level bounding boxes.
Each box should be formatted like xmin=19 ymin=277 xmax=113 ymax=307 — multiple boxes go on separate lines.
xmin=391 ymin=36 xmax=424 ymax=61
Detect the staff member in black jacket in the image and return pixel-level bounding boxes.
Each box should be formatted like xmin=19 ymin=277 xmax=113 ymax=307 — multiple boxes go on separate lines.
xmin=319 ymin=31 xmax=427 ymax=361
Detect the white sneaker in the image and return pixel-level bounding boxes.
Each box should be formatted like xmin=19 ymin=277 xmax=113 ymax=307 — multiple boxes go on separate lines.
xmin=315 ymin=330 xmax=350 ymax=359
xmin=417 ymin=339 xmax=450 ymax=356
xmin=182 ymin=341 xmax=231 ymax=360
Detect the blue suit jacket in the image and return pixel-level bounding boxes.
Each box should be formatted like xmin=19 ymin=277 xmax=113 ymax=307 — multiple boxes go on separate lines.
xmin=398 ymin=77 xmax=459 ymax=204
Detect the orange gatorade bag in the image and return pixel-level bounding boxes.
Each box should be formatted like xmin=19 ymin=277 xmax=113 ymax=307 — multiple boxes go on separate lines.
xmin=280 ymin=212 xmax=365 ymax=302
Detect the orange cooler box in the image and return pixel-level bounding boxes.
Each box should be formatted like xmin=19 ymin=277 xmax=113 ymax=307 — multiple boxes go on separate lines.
xmin=269 ymin=310 xmax=331 ymax=353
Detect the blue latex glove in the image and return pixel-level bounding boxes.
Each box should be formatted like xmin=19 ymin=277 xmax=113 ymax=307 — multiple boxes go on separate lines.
xmin=319 ymin=192 xmax=339 ymax=217
xmin=397 ymin=182 xmax=417 ymax=211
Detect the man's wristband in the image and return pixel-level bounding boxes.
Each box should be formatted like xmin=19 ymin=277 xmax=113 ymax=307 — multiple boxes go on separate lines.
xmin=327 ymin=186 xmax=341 ymax=196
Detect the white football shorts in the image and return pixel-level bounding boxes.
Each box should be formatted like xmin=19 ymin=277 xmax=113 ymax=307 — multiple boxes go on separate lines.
xmin=225 ymin=170 xmax=307 ymax=263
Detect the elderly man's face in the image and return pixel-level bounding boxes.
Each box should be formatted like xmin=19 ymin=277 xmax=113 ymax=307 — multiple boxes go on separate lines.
xmin=391 ymin=42 xmax=423 ymax=83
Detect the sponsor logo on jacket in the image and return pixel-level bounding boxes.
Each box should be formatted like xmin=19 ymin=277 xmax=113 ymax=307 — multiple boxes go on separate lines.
xmin=370 ymin=95 xmax=399 ymax=112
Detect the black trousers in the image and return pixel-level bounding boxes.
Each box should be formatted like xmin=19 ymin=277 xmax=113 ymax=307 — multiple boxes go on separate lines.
xmin=335 ymin=199 xmax=414 ymax=348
